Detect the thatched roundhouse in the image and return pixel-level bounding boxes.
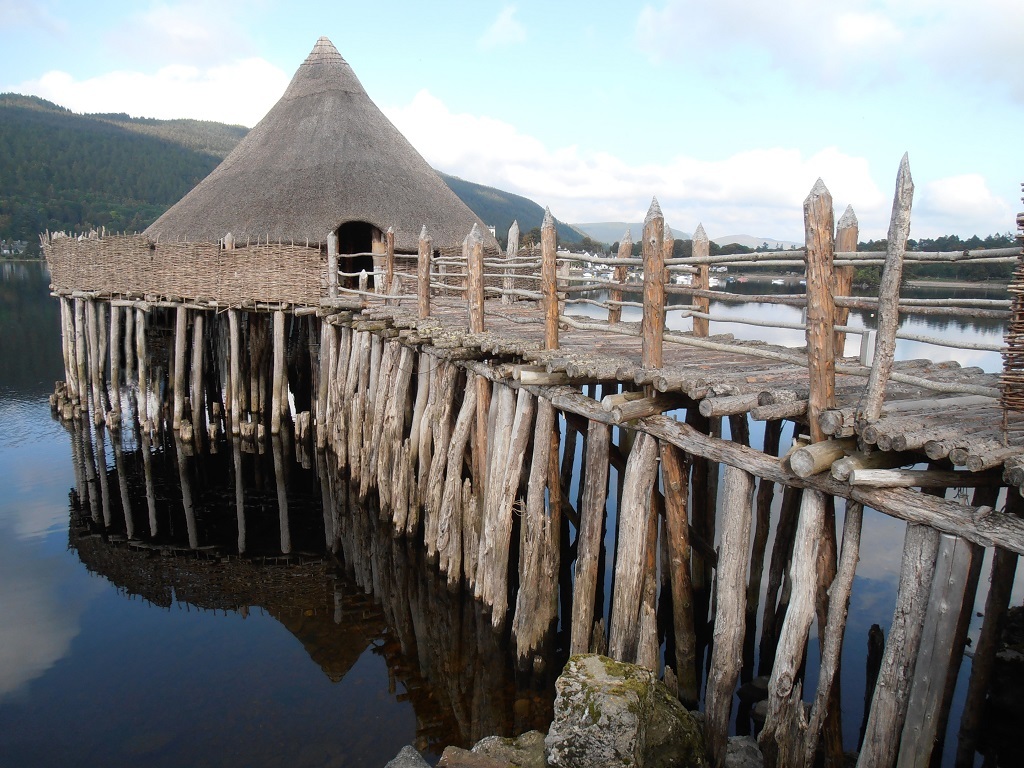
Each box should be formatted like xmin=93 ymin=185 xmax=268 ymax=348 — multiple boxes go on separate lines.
xmin=45 ymin=36 xmax=498 ymax=306
xmin=146 ymin=36 xmax=496 ymax=256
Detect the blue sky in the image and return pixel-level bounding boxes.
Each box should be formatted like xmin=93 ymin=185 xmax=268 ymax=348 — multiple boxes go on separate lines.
xmin=3 ymin=0 xmax=1021 ymax=242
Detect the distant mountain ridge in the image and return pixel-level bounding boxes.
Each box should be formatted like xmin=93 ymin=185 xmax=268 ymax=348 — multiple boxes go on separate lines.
xmin=573 ymin=221 xmax=798 ymax=250
xmin=0 ymin=93 xmax=583 ymax=250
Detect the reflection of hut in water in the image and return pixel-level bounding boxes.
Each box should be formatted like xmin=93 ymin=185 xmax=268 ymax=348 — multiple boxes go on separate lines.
xmin=64 ymin=415 xmax=553 ymax=753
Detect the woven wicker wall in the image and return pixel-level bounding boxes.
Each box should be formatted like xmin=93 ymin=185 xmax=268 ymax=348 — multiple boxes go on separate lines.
xmin=45 ymin=234 xmax=327 ymax=306
xmin=1001 ymin=187 xmax=1024 ymax=413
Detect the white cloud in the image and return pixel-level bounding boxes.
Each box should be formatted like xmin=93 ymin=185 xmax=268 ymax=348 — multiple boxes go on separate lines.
xmin=386 ymin=89 xmax=893 ymax=239
xmin=107 ymin=0 xmax=261 ymax=67
xmin=478 ymin=6 xmax=527 ymax=51
xmin=915 ymin=174 xmax=1015 ymax=237
xmin=635 ymin=0 xmax=1024 ymax=100
xmin=13 ymin=57 xmax=288 ymax=126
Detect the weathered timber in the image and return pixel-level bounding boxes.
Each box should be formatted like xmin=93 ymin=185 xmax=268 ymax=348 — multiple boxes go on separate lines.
xmin=569 ymin=417 xmax=606 ymax=651
xmin=608 ymin=431 xmax=660 ymax=662
xmin=512 ymin=396 xmax=560 ymax=655
xmin=831 ymin=450 xmax=918 ymax=482
xmin=897 ymin=533 xmax=974 ymax=767
xmin=804 ymin=501 xmax=863 ymax=767
xmin=759 ymin=488 xmax=827 ymax=767
xmin=788 ymin=437 xmax=858 ymax=478
xmin=172 ymin=305 xmax=188 ymax=431
xmin=707 ymin=464 xmax=755 ymax=767
xmin=608 ymin=232 xmax=631 ymax=324
xmin=849 ymin=468 xmax=1002 ymax=488
xmin=641 ymin=199 xmax=665 ymax=370
xmin=541 ymin=209 xmax=558 ymax=350
xmin=954 ymin=522 xmax=1018 ymax=767
xmin=659 ymin=439 xmax=698 ymax=706
xmin=692 ymin=224 xmax=710 ymax=337
xmin=804 ymin=179 xmax=836 ymax=443
xmin=483 ymin=388 xmax=535 ymax=627
xmin=856 ymin=522 xmax=940 ymax=768
xmin=437 ymin=376 xmax=476 ymax=586
xmin=859 ymin=154 xmax=915 ymax=422
xmin=418 ymin=226 xmax=432 ymax=318
xmin=834 ymin=206 xmax=858 ymax=354
xmin=476 ymin=383 xmax=517 ymax=604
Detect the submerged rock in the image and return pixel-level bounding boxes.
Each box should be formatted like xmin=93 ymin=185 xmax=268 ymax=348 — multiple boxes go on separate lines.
xmin=472 ymin=731 xmax=547 ymax=768
xmin=385 ymin=745 xmax=430 ymax=768
xmin=544 ymin=654 xmax=706 ymax=767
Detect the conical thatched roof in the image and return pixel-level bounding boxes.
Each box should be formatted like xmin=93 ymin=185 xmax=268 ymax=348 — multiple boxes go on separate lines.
xmin=145 ymin=37 xmax=497 ymax=252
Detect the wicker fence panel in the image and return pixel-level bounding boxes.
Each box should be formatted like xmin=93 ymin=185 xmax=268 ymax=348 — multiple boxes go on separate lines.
xmin=45 ymin=234 xmax=327 ymax=306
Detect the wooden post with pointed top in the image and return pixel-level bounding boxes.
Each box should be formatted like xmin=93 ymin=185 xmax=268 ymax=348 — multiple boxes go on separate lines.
xmin=804 ymin=179 xmax=836 ymax=444
xmin=541 ymin=208 xmax=559 ymax=350
xmin=834 ymin=206 xmax=858 ymax=355
xmin=503 ymin=220 xmax=519 ymax=305
xmin=858 ymin=153 xmax=914 ymax=423
xmin=418 ymin=225 xmax=432 ymax=319
xmin=467 ymin=224 xmax=485 ymax=333
xmin=327 ymin=230 xmax=339 ymax=299
xmin=384 ymin=226 xmax=395 ymax=298
xmin=692 ymin=224 xmax=710 ymax=337
xmin=609 ymin=231 xmax=631 ymax=324
xmin=641 ymin=198 xmax=665 ymax=369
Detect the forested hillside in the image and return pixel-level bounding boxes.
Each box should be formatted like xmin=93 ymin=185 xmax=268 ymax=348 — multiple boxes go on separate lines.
xmin=439 ymin=172 xmax=583 ymax=246
xmin=0 ymin=94 xmax=583 ymax=255
xmin=0 ymin=95 xmax=240 ymax=251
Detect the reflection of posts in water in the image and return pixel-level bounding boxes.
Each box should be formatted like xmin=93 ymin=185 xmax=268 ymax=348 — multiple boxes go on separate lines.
xmin=67 ymin=417 xmax=87 ymax=506
xmin=232 ymin=436 xmax=246 ymax=554
xmin=175 ymin=433 xmax=199 ymax=549
xmin=273 ymin=435 xmax=291 ymax=554
xmin=316 ymin=447 xmax=335 ymax=550
xmin=141 ymin=427 xmax=158 ymax=537
xmin=79 ymin=417 xmax=100 ymax=522
xmin=112 ymin=430 xmax=134 ymax=540
xmin=94 ymin=422 xmax=112 ymax=528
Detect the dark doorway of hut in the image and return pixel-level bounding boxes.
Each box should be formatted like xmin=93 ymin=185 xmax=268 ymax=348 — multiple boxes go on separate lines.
xmin=336 ymin=221 xmax=379 ymax=290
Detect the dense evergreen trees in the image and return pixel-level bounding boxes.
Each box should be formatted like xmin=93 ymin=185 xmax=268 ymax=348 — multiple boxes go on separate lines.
xmin=0 ymin=95 xmax=244 ymax=253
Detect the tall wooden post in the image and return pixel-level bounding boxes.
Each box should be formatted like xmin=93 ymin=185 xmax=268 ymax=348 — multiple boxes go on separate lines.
xmin=834 ymin=206 xmax=858 ymax=355
xmin=541 ymin=208 xmax=559 ymax=350
xmin=418 ymin=225 xmax=432 ymax=318
xmin=641 ymin=197 xmax=665 ymax=370
xmin=692 ymin=224 xmax=710 ymax=337
xmin=172 ymin=305 xmax=188 ymax=431
xmin=384 ymin=226 xmax=395 ymax=298
xmin=74 ymin=298 xmax=89 ymax=407
xmin=570 ymin=420 xmax=612 ymax=655
xmin=271 ymin=309 xmax=286 ymax=435
xmin=190 ymin=311 xmax=205 ymax=439
xmin=86 ymin=299 xmax=104 ymax=425
xmin=109 ymin=304 xmax=122 ymax=411
xmin=467 ymin=224 xmax=485 ymax=333
xmin=804 ymin=179 xmax=836 ymax=444
xmin=858 ymin=154 xmax=914 ymax=422
xmin=608 ymin=231 xmax=631 ymax=324
xmin=228 ymin=309 xmax=241 ymax=435
xmin=503 ymin=220 xmax=519 ymax=305
xmin=327 ymin=231 xmax=338 ymax=298
xmin=135 ymin=307 xmax=147 ymax=424
xmin=707 ymin=465 xmax=755 ymax=766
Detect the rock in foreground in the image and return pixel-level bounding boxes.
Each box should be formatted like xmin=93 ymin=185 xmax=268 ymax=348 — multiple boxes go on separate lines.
xmin=544 ymin=655 xmax=707 ymax=768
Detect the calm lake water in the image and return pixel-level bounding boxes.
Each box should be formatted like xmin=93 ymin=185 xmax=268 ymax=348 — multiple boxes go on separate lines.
xmin=0 ymin=261 xmax=1018 ymax=766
